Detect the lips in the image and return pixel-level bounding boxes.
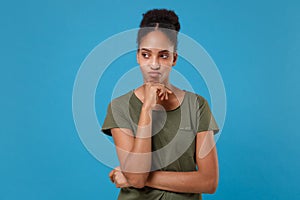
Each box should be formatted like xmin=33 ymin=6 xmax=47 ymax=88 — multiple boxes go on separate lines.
xmin=148 ymin=72 xmax=161 ymax=77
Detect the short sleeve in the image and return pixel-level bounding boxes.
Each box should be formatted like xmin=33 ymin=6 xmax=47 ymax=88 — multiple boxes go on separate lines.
xmin=196 ymin=96 xmax=219 ymax=134
xmin=101 ymin=101 xmax=132 ymax=136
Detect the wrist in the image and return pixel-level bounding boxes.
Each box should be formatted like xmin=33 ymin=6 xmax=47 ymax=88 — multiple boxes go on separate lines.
xmin=141 ymin=105 xmax=153 ymax=112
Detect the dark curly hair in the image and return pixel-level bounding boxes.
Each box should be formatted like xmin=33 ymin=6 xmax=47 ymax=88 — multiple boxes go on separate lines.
xmin=137 ymin=9 xmax=181 ymax=51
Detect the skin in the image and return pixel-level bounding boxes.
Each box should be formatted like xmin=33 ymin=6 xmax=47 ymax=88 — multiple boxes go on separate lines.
xmin=108 ymin=30 xmax=219 ymax=193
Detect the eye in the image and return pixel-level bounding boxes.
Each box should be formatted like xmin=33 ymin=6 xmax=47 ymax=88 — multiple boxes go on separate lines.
xmin=141 ymin=52 xmax=150 ymax=58
xmin=160 ymin=54 xmax=169 ymax=59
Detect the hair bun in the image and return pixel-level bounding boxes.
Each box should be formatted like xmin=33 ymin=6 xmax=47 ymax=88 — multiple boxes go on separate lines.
xmin=140 ymin=9 xmax=180 ymax=32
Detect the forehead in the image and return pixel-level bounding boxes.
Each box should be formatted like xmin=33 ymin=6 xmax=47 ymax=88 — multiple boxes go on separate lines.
xmin=139 ymin=30 xmax=175 ymax=52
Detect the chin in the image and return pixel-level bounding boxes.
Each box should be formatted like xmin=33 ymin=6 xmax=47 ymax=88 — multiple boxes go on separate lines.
xmin=146 ymin=78 xmax=161 ymax=83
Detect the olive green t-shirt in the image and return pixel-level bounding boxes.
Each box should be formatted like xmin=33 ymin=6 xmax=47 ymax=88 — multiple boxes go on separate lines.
xmin=102 ymin=90 xmax=219 ymax=200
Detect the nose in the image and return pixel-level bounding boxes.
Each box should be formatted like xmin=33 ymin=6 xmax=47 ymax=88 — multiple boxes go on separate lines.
xmin=150 ymin=56 xmax=160 ymax=70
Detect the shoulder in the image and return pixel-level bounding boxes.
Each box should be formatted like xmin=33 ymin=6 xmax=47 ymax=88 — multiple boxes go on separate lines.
xmin=109 ymin=90 xmax=134 ymax=105
xmin=105 ymin=90 xmax=135 ymax=114
xmin=184 ymin=90 xmax=208 ymax=106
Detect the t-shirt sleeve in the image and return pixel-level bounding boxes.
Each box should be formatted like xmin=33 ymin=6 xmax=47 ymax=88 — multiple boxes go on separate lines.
xmin=196 ymin=95 xmax=220 ymax=135
xmin=101 ymin=101 xmax=132 ymax=136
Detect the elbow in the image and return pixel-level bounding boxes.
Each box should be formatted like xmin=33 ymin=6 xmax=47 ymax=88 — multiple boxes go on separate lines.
xmin=127 ymin=178 xmax=146 ymax=188
xmin=206 ymin=177 xmax=218 ymax=194
xmin=131 ymin=180 xmax=146 ymax=188
xmin=207 ymin=183 xmax=217 ymax=194
xmin=125 ymin=174 xmax=149 ymax=189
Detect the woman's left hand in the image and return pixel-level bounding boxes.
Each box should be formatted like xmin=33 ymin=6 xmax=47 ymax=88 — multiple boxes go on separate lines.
xmin=109 ymin=166 xmax=131 ymax=188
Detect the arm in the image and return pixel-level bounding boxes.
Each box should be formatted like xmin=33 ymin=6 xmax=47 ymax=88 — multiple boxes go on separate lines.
xmin=111 ymin=83 xmax=172 ymax=188
xmin=145 ymin=130 xmax=219 ymax=194
xmin=111 ymin=106 xmax=152 ymax=188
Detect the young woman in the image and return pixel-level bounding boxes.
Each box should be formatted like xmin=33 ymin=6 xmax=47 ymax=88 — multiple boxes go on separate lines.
xmin=102 ymin=8 xmax=219 ymax=200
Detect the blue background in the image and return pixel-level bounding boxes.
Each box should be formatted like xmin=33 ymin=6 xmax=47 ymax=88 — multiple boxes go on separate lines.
xmin=1 ymin=0 xmax=299 ymax=199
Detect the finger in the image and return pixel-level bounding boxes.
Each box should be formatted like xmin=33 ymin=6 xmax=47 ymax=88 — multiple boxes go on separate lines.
xmin=167 ymin=89 xmax=173 ymax=94
xmin=162 ymin=89 xmax=167 ymax=99
xmin=165 ymin=92 xmax=168 ymax=100
xmin=109 ymin=170 xmax=115 ymax=183
xmin=163 ymin=86 xmax=172 ymax=94
xmin=162 ymin=87 xmax=172 ymax=95
xmin=109 ymin=169 xmax=114 ymax=177
xmin=162 ymin=92 xmax=168 ymax=101
xmin=164 ymin=86 xmax=172 ymax=93
xmin=159 ymin=89 xmax=167 ymax=101
xmin=156 ymin=88 xmax=163 ymax=96
xmin=110 ymin=174 xmax=115 ymax=183
xmin=160 ymin=94 xmax=164 ymax=101
xmin=113 ymin=173 xmax=117 ymax=183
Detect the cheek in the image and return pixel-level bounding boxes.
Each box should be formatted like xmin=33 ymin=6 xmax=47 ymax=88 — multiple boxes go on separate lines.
xmin=139 ymin=66 xmax=147 ymax=74
xmin=137 ymin=57 xmax=150 ymax=66
xmin=161 ymin=67 xmax=172 ymax=76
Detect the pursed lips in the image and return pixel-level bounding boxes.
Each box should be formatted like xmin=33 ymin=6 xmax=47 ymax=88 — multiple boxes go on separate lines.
xmin=148 ymin=72 xmax=161 ymax=77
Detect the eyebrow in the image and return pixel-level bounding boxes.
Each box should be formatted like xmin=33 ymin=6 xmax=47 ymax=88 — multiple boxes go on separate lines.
xmin=139 ymin=48 xmax=170 ymax=53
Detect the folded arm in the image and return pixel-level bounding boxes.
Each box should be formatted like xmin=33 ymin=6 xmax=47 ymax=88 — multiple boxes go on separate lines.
xmin=145 ymin=130 xmax=219 ymax=194
xmin=111 ymin=106 xmax=152 ymax=188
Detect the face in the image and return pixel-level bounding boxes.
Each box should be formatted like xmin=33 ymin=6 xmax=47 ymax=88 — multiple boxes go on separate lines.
xmin=137 ymin=30 xmax=178 ymax=84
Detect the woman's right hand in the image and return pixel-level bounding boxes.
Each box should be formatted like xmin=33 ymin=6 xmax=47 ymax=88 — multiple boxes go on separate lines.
xmin=143 ymin=82 xmax=172 ymax=110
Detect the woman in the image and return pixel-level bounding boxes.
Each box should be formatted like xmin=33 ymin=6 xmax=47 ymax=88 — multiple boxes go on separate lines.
xmin=102 ymin=8 xmax=220 ymax=200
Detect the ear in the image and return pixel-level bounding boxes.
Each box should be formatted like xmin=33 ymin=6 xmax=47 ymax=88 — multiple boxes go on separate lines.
xmin=172 ymin=52 xmax=178 ymax=66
